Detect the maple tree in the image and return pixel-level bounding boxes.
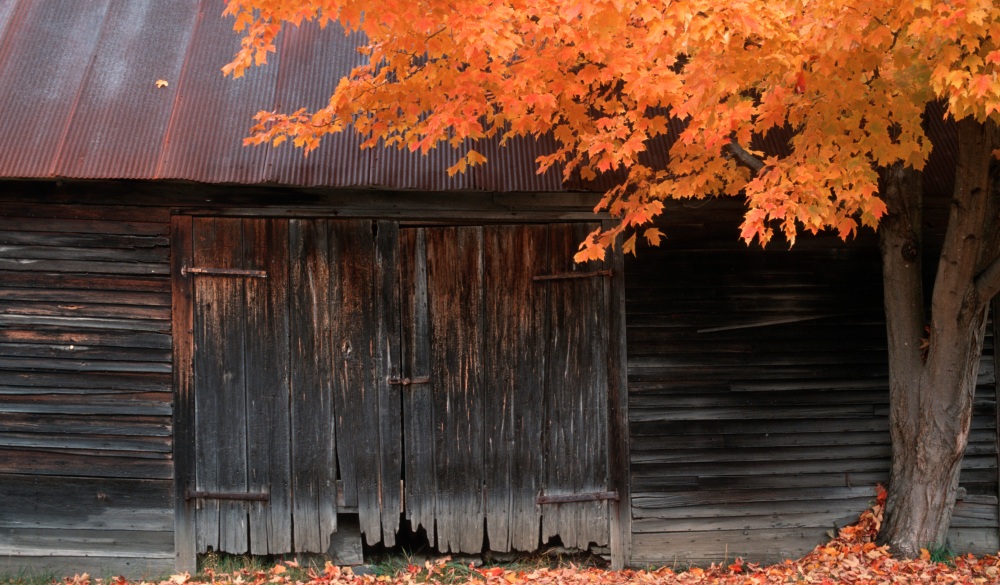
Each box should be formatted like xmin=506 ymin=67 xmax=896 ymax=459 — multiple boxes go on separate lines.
xmin=222 ymin=0 xmax=1000 ymax=559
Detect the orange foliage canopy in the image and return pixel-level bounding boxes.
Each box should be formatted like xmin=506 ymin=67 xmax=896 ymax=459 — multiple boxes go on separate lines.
xmin=223 ymin=0 xmax=1000 ymax=259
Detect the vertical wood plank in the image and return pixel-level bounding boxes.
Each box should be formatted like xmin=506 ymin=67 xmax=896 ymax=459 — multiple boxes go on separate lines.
xmin=330 ymin=220 xmax=383 ymax=545
xmin=993 ymin=298 xmax=1000 ymax=546
xmin=425 ymin=226 xmax=485 ymax=553
xmin=541 ymin=223 xmax=610 ymax=550
xmin=192 ymin=218 xmax=248 ymax=554
xmin=483 ymin=225 xmax=547 ymax=552
xmin=603 ymin=221 xmax=631 ymax=569
xmin=243 ymin=219 xmax=292 ymax=554
xmin=171 ymin=214 xmax=197 ymax=572
xmin=400 ymin=228 xmax=437 ymax=545
xmin=375 ymin=221 xmax=403 ymax=546
xmin=289 ymin=219 xmax=338 ymax=552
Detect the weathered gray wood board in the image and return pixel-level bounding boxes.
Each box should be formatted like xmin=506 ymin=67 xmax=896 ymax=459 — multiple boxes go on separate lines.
xmin=625 ymin=214 xmax=999 ymax=567
xmin=0 ymin=200 xmax=174 ymax=575
xmin=540 ymin=224 xmax=610 ymax=550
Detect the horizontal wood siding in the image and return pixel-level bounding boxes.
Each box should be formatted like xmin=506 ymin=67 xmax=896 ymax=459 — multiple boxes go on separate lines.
xmin=625 ymin=217 xmax=999 ymax=566
xmin=0 ymin=199 xmax=173 ymax=576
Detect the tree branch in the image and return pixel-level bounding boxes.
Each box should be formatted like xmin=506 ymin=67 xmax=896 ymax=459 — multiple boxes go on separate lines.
xmin=726 ymin=141 xmax=765 ymax=173
xmin=974 ymin=254 xmax=1000 ymax=304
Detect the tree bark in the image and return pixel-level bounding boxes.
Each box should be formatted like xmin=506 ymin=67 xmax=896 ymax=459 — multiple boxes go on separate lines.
xmin=877 ymin=117 xmax=999 ymax=557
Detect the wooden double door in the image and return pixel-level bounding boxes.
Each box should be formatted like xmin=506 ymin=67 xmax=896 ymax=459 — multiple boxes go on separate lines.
xmin=173 ymin=217 xmax=614 ymax=557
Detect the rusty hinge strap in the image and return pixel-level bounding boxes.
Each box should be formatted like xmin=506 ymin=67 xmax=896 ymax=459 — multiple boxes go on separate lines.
xmin=536 ymin=491 xmax=619 ymax=504
xmin=387 ymin=376 xmax=430 ymax=386
xmin=533 ymin=269 xmax=612 ymax=282
xmin=185 ymin=489 xmax=270 ymax=502
xmin=182 ymin=266 xmax=267 ymax=278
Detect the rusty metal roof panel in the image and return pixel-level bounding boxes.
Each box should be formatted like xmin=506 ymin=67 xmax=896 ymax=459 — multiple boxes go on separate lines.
xmin=259 ymin=22 xmax=373 ymax=187
xmin=0 ymin=0 xmax=113 ymax=178
xmin=0 ymin=0 xmax=20 ymax=48
xmin=469 ymin=133 xmax=565 ymax=192
xmin=56 ymin=0 xmax=201 ymax=179
xmin=156 ymin=0 xmax=277 ymax=184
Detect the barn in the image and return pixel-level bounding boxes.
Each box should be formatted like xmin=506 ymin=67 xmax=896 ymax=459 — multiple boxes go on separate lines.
xmin=0 ymin=0 xmax=997 ymax=577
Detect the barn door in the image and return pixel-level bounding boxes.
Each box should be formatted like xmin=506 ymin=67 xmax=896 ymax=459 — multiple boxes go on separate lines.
xmin=177 ymin=217 xmax=402 ymax=556
xmin=398 ymin=224 xmax=611 ymax=553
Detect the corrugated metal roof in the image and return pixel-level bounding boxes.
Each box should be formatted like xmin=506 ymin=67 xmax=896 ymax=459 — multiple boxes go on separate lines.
xmin=0 ymin=0 xmax=568 ymax=191
xmin=0 ymin=0 xmax=959 ymax=194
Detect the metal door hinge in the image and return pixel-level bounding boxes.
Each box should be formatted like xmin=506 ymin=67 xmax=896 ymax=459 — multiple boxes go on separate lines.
xmin=387 ymin=376 xmax=430 ymax=386
xmin=185 ymin=489 xmax=270 ymax=502
xmin=536 ymin=491 xmax=618 ymax=505
xmin=533 ymin=269 xmax=612 ymax=282
xmin=182 ymin=266 xmax=267 ymax=278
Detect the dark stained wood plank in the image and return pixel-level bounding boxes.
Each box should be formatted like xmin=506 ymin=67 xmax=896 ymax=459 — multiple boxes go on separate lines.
xmin=330 ymin=220 xmax=383 ymax=545
xmin=375 ymin=220 xmax=402 ymax=547
xmin=0 ymin=230 xmax=169 ymax=249
xmin=243 ymin=219 xmax=293 ymax=554
xmin=0 ymin=257 xmax=167 ymax=275
xmin=425 ymin=226 xmax=485 ymax=553
xmin=482 ymin=225 xmax=547 ymax=552
xmin=0 ymin=202 xmax=172 ymax=224
xmin=0 ymin=357 xmax=169 ymax=373
xmin=0 ymin=449 xmax=172 ymax=479
xmin=1 ymin=474 xmax=172 ymax=532
xmin=400 ymin=228 xmax=437 ymax=544
xmin=0 ymin=342 xmax=170 ymax=363
xmin=192 ymin=217 xmax=249 ymax=554
xmin=0 ymin=243 xmax=168 ymax=263
xmin=0 ymin=393 xmax=171 ymax=416
xmin=0 ymin=370 xmax=170 ymax=391
xmin=0 ymin=432 xmax=170 ymax=453
xmin=0 ymin=328 xmax=170 ymax=349
xmin=0 ymin=288 xmax=170 ymax=306
xmin=993 ymin=298 xmax=1000 ymax=541
xmin=0 ymin=217 xmax=168 ymax=236
xmin=0 ymin=314 xmax=168 ymax=332
xmin=288 ymin=219 xmax=337 ymax=552
xmin=0 ymin=413 xmax=170 ymax=436
xmin=541 ymin=223 xmax=610 ymax=550
xmin=0 ymin=271 xmax=169 ymax=292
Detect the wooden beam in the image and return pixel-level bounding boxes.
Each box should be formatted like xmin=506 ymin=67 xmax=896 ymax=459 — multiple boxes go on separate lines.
xmin=993 ymin=297 xmax=1000 ymax=547
xmin=170 ymin=214 xmax=197 ymax=573
xmin=604 ymin=221 xmax=631 ymax=570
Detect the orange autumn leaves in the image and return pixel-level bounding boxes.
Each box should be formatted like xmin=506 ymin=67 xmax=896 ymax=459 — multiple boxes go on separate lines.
xmin=222 ymin=1 xmax=1000 ymax=259
xmin=60 ymin=488 xmax=1000 ymax=585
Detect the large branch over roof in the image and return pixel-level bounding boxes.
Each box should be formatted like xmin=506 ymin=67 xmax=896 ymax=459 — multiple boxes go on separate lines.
xmin=727 ymin=141 xmax=765 ymax=173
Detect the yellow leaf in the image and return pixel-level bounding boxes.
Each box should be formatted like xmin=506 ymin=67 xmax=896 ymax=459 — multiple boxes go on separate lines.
xmin=622 ymin=233 xmax=637 ymax=256
xmin=155 ymin=79 xmax=169 ymax=88
xmin=643 ymin=227 xmax=664 ymax=246
xmin=919 ymin=548 xmax=931 ymax=561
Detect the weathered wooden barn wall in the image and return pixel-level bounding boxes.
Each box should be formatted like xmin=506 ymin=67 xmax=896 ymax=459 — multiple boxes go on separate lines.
xmin=0 ymin=180 xmax=623 ymax=575
xmin=0 ymin=191 xmax=175 ymax=575
xmin=624 ymin=205 xmax=1000 ymax=566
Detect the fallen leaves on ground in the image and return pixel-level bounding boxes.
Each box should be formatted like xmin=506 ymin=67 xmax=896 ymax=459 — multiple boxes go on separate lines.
xmin=62 ymin=488 xmax=1000 ymax=585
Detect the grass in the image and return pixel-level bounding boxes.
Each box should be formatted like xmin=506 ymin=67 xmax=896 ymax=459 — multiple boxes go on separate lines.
xmin=0 ymin=568 xmax=58 ymax=585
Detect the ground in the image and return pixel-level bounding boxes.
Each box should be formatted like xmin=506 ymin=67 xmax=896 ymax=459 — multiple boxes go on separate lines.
xmin=3 ymin=489 xmax=999 ymax=585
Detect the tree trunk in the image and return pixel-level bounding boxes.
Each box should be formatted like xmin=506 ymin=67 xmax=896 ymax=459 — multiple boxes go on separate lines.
xmin=876 ymin=117 xmax=999 ymax=557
